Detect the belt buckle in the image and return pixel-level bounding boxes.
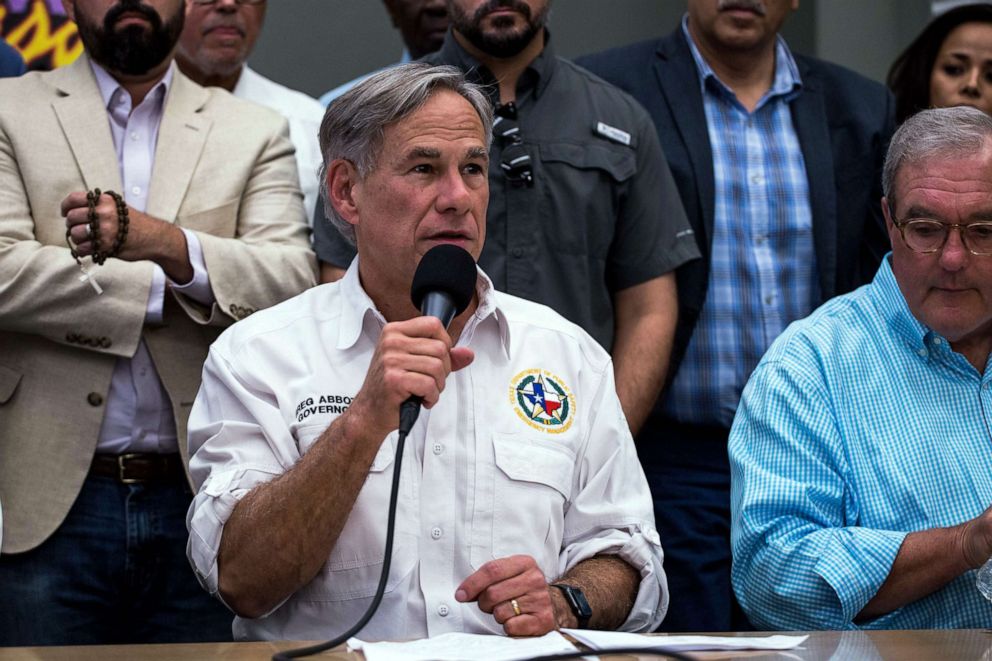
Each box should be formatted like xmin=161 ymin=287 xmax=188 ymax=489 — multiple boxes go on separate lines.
xmin=117 ymin=453 xmax=143 ymax=484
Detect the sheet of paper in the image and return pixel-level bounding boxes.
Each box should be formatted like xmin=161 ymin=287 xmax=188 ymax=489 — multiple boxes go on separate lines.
xmin=562 ymin=629 xmax=809 ymax=652
xmin=348 ymin=630 xmax=577 ymax=661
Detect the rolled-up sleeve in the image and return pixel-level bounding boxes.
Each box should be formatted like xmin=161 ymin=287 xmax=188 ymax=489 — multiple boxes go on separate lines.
xmin=185 ymin=343 xmax=299 ymax=600
xmin=560 ymin=363 xmax=668 ymax=632
xmin=729 ymin=357 xmax=906 ymax=630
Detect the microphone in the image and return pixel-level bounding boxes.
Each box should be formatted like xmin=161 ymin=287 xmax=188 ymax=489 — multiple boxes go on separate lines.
xmin=398 ymin=244 xmax=477 ymax=436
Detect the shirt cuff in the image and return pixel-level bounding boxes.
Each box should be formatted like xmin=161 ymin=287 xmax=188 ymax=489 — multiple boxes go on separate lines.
xmin=186 ymin=464 xmax=285 ymax=613
xmin=814 ymin=527 xmax=907 ymax=623
xmin=170 ymin=228 xmax=214 ymax=306
xmin=616 ymin=523 xmax=668 ymax=632
xmin=146 ymin=265 xmax=165 ymax=324
xmin=561 ymin=523 xmax=668 ymax=632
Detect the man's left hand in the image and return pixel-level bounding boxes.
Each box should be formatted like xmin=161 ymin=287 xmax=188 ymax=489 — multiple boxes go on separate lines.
xmin=62 ymin=190 xmax=192 ymax=283
xmin=455 ymin=555 xmax=557 ymax=636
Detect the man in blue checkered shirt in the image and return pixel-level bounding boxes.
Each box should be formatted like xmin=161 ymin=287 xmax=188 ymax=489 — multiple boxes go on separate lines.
xmin=730 ymin=106 xmax=992 ymax=629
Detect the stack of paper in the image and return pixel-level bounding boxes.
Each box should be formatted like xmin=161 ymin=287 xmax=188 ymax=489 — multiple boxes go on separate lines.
xmin=349 ymin=629 xmax=809 ymax=660
xmin=562 ymin=629 xmax=809 ymax=653
xmin=348 ymin=630 xmax=577 ymax=661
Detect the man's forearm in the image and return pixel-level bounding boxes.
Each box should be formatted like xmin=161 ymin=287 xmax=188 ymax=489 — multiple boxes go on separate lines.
xmin=857 ymin=523 xmax=975 ymax=621
xmin=611 ymin=275 xmax=677 ymax=435
xmin=216 ymin=409 xmax=386 ymax=618
xmin=550 ymin=555 xmax=641 ymax=630
xmin=120 ymin=211 xmax=194 ymax=283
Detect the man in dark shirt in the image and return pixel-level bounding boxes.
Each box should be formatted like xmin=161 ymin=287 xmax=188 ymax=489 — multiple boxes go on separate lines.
xmin=313 ymin=0 xmax=699 ymax=436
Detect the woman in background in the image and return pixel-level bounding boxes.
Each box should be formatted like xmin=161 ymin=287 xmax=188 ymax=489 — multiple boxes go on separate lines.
xmin=888 ymin=3 xmax=992 ymax=123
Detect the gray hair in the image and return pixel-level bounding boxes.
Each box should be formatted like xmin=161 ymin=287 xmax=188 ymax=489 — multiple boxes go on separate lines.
xmin=318 ymin=62 xmax=494 ymax=245
xmin=883 ymin=106 xmax=992 ymax=211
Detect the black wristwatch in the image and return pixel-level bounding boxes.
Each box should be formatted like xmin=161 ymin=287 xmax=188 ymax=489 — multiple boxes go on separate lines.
xmin=550 ymin=583 xmax=592 ymax=628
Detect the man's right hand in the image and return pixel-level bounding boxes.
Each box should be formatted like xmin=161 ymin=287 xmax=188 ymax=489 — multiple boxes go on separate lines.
xmin=347 ymin=316 xmax=474 ymax=441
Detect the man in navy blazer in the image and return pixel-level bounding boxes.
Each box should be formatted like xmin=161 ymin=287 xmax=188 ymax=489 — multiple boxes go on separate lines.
xmin=577 ymin=0 xmax=894 ymax=632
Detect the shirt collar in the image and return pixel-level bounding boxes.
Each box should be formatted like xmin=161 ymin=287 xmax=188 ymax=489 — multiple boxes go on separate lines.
xmin=89 ymin=58 xmax=174 ymax=112
xmin=681 ymin=14 xmax=802 ymax=107
xmin=335 ymin=256 xmax=511 ymax=360
xmin=435 ymin=28 xmax=556 ymax=105
xmin=870 ymin=254 xmax=935 ymax=354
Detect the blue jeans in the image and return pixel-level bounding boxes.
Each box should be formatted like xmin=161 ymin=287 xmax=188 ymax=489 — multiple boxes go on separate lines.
xmin=0 ymin=473 xmax=233 ymax=646
xmin=637 ymin=418 xmax=752 ymax=633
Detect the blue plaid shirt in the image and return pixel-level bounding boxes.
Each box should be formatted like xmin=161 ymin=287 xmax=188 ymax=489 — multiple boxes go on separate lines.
xmin=665 ymin=18 xmax=815 ymax=427
xmin=729 ymin=256 xmax=992 ymax=630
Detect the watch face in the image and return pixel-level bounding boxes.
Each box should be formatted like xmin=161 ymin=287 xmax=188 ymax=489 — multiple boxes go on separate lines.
xmin=556 ymin=584 xmax=592 ymax=624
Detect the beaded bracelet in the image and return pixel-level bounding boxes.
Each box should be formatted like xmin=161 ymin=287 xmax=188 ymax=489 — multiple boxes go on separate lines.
xmin=99 ymin=190 xmax=129 ymax=264
xmin=65 ymin=189 xmax=130 ymax=266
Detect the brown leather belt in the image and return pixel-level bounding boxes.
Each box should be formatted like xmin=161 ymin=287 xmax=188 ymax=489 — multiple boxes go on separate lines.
xmin=89 ymin=453 xmax=185 ymax=484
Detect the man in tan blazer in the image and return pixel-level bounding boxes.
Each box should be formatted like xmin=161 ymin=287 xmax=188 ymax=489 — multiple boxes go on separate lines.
xmin=0 ymin=0 xmax=316 ymax=645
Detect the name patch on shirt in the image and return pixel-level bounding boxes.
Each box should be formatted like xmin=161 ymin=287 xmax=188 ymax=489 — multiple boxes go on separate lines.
xmin=595 ymin=121 xmax=631 ymax=146
xmin=295 ymin=394 xmax=354 ymax=423
xmin=510 ymin=369 xmax=575 ymax=434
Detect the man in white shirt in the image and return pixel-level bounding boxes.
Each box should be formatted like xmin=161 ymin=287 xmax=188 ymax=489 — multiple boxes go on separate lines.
xmin=187 ymin=62 xmax=667 ymax=641
xmin=175 ymin=0 xmax=324 ymax=221
xmin=0 ymin=0 xmax=315 ymax=646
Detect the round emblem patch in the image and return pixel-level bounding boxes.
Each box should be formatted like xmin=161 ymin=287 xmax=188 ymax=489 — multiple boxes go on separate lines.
xmin=509 ymin=369 xmax=575 ymax=434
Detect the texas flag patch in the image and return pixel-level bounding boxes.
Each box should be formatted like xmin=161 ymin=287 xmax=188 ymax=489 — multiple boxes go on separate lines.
xmin=510 ymin=369 xmax=575 ymax=434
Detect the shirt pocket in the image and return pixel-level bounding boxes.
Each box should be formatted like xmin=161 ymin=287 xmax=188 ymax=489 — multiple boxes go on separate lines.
xmin=296 ymin=431 xmax=417 ymax=602
xmin=536 ymin=142 xmax=636 ymax=257
xmin=471 ymin=431 xmax=575 ymax=578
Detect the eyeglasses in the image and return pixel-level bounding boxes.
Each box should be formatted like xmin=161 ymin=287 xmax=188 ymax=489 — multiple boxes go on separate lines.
xmin=493 ymin=102 xmax=534 ymax=187
xmin=190 ymin=0 xmax=266 ymax=5
xmin=893 ymin=217 xmax=992 ymax=256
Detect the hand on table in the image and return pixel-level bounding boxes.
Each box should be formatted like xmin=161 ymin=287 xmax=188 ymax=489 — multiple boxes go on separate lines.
xmin=455 ymin=555 xmax=557 ymax=636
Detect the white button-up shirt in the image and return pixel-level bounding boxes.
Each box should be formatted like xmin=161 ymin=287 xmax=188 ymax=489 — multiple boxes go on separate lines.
xmin=187 ymin=261 xmax=667 ymax=641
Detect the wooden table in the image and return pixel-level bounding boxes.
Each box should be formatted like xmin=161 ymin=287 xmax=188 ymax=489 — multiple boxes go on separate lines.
xmin=0 ymin=629 xmax=989 ymax=660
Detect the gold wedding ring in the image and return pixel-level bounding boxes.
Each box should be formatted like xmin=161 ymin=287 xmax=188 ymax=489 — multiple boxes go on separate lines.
xmin=511 ymin=598 xmax=521 ymax=617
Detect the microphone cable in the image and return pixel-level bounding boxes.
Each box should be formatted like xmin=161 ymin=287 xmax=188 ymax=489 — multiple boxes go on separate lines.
xmin=271 ymin=417 xmax=698 ymax=661
xmin=275 ymin=243 xmax=472 ymax=659
xmin=272 ymin=420 xmax=412 ymax=661
xmin=271 ymin=419 xmax=698 ymax=661
xmin=524 ymin=646 xmax=697 ymax=661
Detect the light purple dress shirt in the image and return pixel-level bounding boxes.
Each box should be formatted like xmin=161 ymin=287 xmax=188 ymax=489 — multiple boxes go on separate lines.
xmin=90 ymin=61 xmax=213 ymax=454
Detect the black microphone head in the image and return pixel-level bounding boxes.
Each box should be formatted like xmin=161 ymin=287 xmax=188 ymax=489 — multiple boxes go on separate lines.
xmin=410 ymin=244 xmax=477 ymax=315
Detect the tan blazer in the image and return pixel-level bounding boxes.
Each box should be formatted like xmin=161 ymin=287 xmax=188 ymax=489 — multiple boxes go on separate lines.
xmin=0 ymin=56 xmax=318 ymax=554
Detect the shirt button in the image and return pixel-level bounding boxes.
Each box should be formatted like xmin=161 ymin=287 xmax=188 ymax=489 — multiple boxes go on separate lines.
xmin=129 ymin=132 xmax=139 ymax=141
xmin=433 ymin=443 xmax=443 ymax=455
xmin=511 ymin=247 xmax=524 ymax=258
xmin=917 ymin=348 xmax=928 ymax=357
xmin=437 ymin=604 xmax=450 ymax=617
xmin=430 ymin=526 xmax=443 ymax=540
xmin=751 ymin=174 xmax=763 ymax=185
xmin=87 ymin=392 xmax=103 ymax=406
xmin=131 ymin=186 xmax=142 ymax=196
xmin=764 ymin=295 xmax=773 ymax=305
xmin=933 ymin=337 xmax=942 ymax=345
